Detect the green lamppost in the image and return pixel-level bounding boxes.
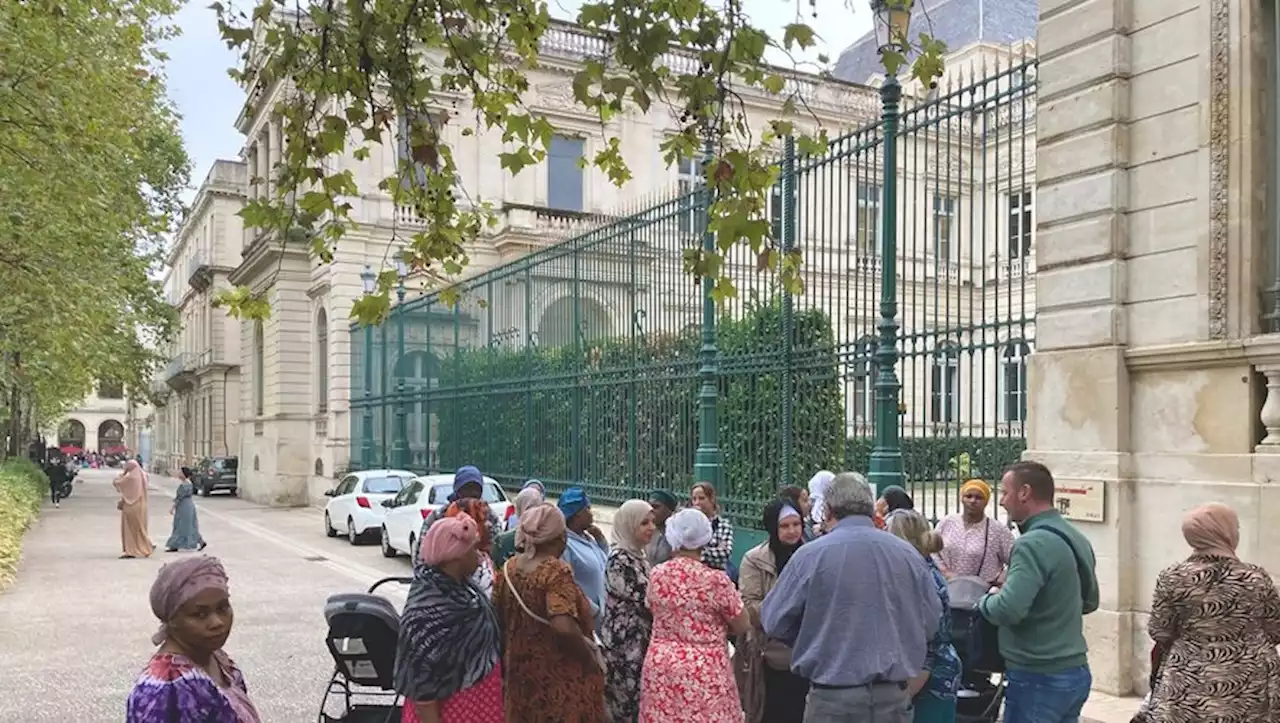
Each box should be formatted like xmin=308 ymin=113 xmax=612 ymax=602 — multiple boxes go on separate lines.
xmin=693 ymin=137 xmax=723 ymax=495
xmin=360 ymin=264 xmax=376 ymax=470
xmin=391 ymin=255 xmax=410 ymax=470
xmin=868 ymin=0 xmax=910 ymax=495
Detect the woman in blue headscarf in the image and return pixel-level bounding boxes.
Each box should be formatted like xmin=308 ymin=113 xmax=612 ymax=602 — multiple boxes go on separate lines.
xmin=559 ymin=486 xmax=609 ymax=630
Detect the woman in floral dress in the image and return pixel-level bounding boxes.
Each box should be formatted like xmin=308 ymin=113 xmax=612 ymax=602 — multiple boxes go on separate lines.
xmin=640 ymin=509 xmax=750 ymax=723
xmin=603 ymin=499 xmax=657 ymax=723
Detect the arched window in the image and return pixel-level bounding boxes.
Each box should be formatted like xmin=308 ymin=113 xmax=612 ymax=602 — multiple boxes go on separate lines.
xmin=316 ymin=308 xmax=329 ymax=413
xmin=1003 ymin=340 xmax=1032 ymax=423
xmin=253 ymin=320 xmax=265 ymax=416
xmin=930 ymin=342 xmax=960 ymax=424
xmin=851 ymin=335 xmax=877 ymax=422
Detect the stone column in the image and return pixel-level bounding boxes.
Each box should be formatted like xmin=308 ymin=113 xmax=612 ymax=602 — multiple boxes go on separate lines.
xmin=1032 ymin=0 xmax=1135 ymax=695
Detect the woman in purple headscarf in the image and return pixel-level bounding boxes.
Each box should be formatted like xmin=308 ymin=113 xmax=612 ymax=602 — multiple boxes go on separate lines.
xmin=126 ymin=556 xmax=261 ymax=723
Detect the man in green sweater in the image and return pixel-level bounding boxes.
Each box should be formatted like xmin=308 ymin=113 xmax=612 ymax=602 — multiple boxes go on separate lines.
xmin=979 ymin=460 xmax=1099 ymax=723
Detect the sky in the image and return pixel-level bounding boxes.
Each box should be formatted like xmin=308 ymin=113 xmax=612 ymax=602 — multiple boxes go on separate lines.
xmin=159 ymin=0 xmax=873 ymax=201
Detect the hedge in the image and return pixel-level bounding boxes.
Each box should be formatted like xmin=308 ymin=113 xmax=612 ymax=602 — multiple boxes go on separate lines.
xmin=844 ymin=435 xmax=1027 ymax=489
xmin=434 ymin=297 xmax=846 ymax=513
xmin=0 ymin=459 xmax=48 ymax=587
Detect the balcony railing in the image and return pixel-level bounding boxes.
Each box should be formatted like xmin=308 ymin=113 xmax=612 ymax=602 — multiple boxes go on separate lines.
xmin=186 ymin=251 xmax=212 ymax=291
xmin=163 ymin=353 xmax=197 ymax=391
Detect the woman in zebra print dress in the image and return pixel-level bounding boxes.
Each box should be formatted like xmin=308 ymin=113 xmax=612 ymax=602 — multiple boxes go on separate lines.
xmin=1146 ymin=502 xmax=1280 ymax=722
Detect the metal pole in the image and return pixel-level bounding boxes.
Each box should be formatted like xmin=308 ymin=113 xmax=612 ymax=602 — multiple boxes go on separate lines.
xmin=361 ymin=322 xmax=374 ymax=470
xmin=780 ymin=136 xmax=796 ymax=487
xmin=694 ymin=138 xmax=723 ymax=495
xmin=869 ymin=74 xmax=904 ymax=495
xmin=392 ymin=284 xmax=409 ymax=469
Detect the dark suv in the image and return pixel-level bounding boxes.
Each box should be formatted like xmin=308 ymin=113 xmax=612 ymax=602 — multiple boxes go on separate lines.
xmin=194 ymin=456 xmax=239 ymax=496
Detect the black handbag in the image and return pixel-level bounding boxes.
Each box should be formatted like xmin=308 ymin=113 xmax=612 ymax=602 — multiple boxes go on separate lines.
xmin=967 ymin=524 xmax=1091 ymax=674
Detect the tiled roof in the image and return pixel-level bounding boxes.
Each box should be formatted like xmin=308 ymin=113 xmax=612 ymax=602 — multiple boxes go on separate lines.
xmin=832 ymin=0 xmax=1037 ymax=84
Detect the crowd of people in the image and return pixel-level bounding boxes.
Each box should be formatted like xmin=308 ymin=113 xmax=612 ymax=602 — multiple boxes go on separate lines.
xmin=117 ymin=460 xmax=1280 ymax=723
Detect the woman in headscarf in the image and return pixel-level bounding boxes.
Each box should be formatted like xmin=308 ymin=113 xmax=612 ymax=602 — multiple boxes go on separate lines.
xmin=558 ymin=486 xmax=609 ymax=627
xmin=645 ymin=489 xmax=679 ymax=565
xmin=494 ymin=503 xmax=606 ymax=723
xmin=165 ymin=466 xmax=207 ymax=553
xmin=442 ymin=498 xmax=497 ymax=599
xmin=506 ymin=479 xmax=546 ymax=531
xmin=603 ymin=499 xmax=657 ymax=723
xmin=493 ymin=487 xmax=544 ymax=567
xmin=885 ymin=509 xmax=960 ymax=723
xmin=1145 ymin=502 xmax=1280 ymax=722
xmin=736 ymin=499 xmax=809 ymax=723
xmin=874 ymin=484 xmax=914 ymax=530
xmin=933 ymin=479 xmax=1014 ymax=584
xmin=640 ymin=508 xmax=750 ymax=723
xmin=113 ymin=459 xmax=154 ymax=559
xmin=126 ymin=556 xmax=261 ymax=722
xmin=394 ymin=515 xmax=504 ymax=723
xmin=778 ymin=485 xmax=817 ymax=541
xmin=690 ymin=482 xmax=734 ymax=573
xmin=806 ymin=470 xmax=834 ymax=535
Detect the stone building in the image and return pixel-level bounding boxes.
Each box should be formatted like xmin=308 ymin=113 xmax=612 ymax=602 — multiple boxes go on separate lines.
xmin=148 ymin=160 xmax=247 ymax=471
xmin=1030 ymin=0 xmax=1279 ymax=697
xmin=41 ymin=381 xmax=131 ymax=455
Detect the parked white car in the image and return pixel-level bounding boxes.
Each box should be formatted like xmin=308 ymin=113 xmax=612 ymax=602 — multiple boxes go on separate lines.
xmin=380 ymin=474 xmax=512 ymax=558
xmin=323 ymin=469 xmax=417 ymax=545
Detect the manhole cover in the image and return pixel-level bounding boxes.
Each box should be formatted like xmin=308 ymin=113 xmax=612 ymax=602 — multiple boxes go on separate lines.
xmin=303 ymin=555 xmax=328 ymax=562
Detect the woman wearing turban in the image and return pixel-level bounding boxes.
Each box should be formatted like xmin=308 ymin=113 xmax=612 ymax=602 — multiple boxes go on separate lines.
xmin=933 ymin=478 xmax=1014 ymax=586
xmin=394 ymin=515 xmax=504 ymax=723
xmin=126 ymin=556 xmax=261 ymax=722
xmin=1144 ymin=502 xmax=1280 ymax=723
xmin=640 ymin=509 xmax=750 ymax=723
xmin=494 ymin=503 xmax=606 ymax=723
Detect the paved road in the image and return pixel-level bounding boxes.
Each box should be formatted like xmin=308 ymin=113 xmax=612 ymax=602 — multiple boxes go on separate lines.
xmin=0 ymin=469 xmax=1133 ymax=722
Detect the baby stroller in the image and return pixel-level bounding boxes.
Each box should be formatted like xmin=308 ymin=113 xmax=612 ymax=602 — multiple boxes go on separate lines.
xmin=319 ymin=576 xmax=410 ymax=723
xmin=948 ymin=576 xmax=1006 ymax=723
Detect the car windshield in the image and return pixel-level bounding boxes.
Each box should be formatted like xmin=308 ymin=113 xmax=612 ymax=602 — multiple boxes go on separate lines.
xmin=363 ymin=476 xmax=406 ymax=494
xmin=214 ymin=459 xmax=237 ymax=471
xmin=429 ymin=482 xmax=505 ymax=504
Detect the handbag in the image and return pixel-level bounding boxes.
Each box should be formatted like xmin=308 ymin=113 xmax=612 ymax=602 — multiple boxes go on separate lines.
xmin=501 ymin=559 xmax=606 ymax=671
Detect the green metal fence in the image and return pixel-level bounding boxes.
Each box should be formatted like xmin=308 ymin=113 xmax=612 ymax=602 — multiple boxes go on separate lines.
xmin=350 ymin=56 xmax=1037 ymax=528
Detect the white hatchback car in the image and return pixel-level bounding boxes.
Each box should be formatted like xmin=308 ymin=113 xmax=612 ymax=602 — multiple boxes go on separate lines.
xmin=323 ymin=469 xmax=416 ymax=545
xmin=380 ymin=474 xmax=512 ymax=558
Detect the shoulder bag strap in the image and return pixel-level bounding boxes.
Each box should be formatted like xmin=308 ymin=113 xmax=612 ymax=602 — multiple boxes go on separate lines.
xmin=502 ymin=559 xmax=552 ymax=626
xmin=1035 ymin=525 xmax=1090 ymax=604
xmin=972 ymin=518 xmax=990 ymax=576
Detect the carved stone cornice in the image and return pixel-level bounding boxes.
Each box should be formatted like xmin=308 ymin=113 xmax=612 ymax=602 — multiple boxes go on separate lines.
xmin=1207 ymin=0 xmax=1229 ymax=339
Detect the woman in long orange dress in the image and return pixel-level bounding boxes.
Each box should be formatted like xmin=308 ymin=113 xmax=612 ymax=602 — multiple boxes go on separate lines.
xmin=113 ymin=460 xmax=154 ymax=559
xmin=640 ymin=508 xmax=750 ymax=723
xmin=494 ymin=503 xmax=605 ymax=723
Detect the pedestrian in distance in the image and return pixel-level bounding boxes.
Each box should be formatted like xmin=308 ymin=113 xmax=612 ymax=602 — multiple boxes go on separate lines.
xmin=165 ymin=466 xmax=207 ymax=553
xmin=978 ymin=461 xmax=1099 ymax=723
xmin=113 ymin=459 xmax=154 ymax=559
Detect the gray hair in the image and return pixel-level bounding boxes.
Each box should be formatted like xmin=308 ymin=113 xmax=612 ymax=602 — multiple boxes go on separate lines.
xmin=825 ymin=472 xmax=875 ymax=520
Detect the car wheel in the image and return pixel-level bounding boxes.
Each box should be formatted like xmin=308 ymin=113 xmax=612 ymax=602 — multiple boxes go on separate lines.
xmin=347 ymin=517 xmax=359 ymax=545
xmin=199 ymin=483 xmax=210 ymax=497
xmin=228 ymin=488 xmax=238 ymax=497
xmin=408 ymin=533 xmax=416 ymax=561
xmin=380 ymin=527 xmax=397 ymax=558
xmin=324 ymin=512 xmax=337 ymax=538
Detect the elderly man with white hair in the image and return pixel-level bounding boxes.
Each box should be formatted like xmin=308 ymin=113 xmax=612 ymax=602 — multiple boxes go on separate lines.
xmin=761 ymin=472 xmax=942 ymax=723
xmin=639 ymin=508 xmax=751 ymax=722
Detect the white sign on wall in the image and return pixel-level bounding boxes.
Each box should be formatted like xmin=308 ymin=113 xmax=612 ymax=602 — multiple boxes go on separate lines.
xmin=1054 ymin=481 xmax=1105 ymax=522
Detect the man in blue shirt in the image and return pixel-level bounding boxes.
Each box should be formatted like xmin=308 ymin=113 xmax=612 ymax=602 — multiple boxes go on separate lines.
xmin=762 ymin=472 xmax=941 ymax=722
xmin=559 ymin=486 xmax=609 ymax=630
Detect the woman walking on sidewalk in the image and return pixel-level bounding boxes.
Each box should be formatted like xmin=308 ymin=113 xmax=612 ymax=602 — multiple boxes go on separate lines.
xmin=165 ymin=467 xmax=207 ymax=553
xmin=113 ymin=459 xmax=154 ymax=559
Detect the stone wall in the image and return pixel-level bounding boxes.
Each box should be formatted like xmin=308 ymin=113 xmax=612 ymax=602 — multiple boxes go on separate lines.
xmin=1032 ymin=0 xmax=1272 ymax=695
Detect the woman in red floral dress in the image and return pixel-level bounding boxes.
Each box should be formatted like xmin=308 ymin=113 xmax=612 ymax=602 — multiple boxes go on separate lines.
xmin=640 ymin=508 xmax=751 ymax=723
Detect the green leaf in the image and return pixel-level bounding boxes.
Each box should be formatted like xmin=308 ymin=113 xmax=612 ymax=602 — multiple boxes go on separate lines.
xmin=781 ymin=23 xmax=817 ymax=51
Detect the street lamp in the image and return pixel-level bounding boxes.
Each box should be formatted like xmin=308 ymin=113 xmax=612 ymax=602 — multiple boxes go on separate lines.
xmin=693 ymin=123 xmax=723 ymax=496
xmin=868 ymin=0 xmax=909 ymax=496
xmin=359 ymin=264 xmax=376 ymax=470
xmin=391 ymin=254 xmax=410 ymax=470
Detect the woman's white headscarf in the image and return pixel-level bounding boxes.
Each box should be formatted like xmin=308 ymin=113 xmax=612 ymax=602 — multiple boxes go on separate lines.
xmin=665 ymin=508 xmax=713 ymax=551
xmin=807 ymin=470 xmax=835 ymax=526
xmin=612 ymin=499 xmax=653 ymax=555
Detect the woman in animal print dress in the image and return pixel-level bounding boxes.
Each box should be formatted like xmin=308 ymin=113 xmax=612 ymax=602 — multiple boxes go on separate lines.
xmin=1146 ymin=502 xmax=1280 ymax=722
